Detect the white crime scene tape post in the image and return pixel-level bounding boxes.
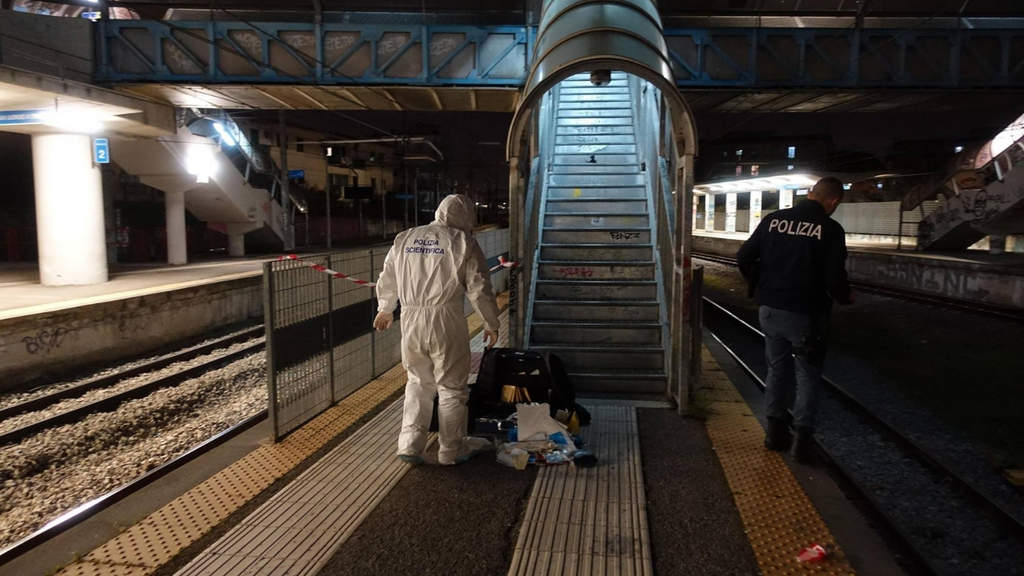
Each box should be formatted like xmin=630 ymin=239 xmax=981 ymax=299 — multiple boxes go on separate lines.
xmin=277 ymin=254 xmax=518 ymax=287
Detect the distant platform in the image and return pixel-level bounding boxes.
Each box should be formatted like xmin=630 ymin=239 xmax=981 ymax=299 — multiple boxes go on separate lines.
xmin=0 ymin=258 xmax=267 ymax=320
xmin=694 ymin=231 xmax=1024 ymax=310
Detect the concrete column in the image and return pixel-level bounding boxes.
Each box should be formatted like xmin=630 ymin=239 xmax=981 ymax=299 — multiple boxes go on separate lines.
xmin=32 ymin=133 xmax=108 ymax=285
xmin=725 ymin=192 xmax=737 ymax=233
xmin=750 ymin=190 xmax=763 ymax=231
xmin=165 ymin=189 xmax=187 ymax=265
xmin=779 ymin=188 xmax=794 ymax=209
xmin=228 ymin=232 xmax=245 ymax=257
xmin=989 ymin=235 xmax=1007 ymax=254
xmin=704 ymin=194 xmax=715 ymax=232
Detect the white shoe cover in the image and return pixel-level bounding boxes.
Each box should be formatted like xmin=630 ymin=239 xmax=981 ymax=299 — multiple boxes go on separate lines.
xmin=438 ymin=436 xmax=493 ymax=466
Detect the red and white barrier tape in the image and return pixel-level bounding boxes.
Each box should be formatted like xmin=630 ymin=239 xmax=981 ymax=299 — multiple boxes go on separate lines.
xmin=277 ymin=254 xmax=376 ymax=286
xmin=277 ymin=253 xmax=518 ymax=287
xmin=491 ymin=255 xmax=518 ymax=272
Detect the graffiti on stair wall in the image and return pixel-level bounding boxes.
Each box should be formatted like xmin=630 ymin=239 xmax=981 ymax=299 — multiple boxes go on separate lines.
xmin=609 ymin=231 xmax=642 ymax=241
xmin=919 ymin=167 xmax=1023 ymax=247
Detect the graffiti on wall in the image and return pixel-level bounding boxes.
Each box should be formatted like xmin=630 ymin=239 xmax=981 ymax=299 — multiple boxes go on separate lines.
xmin=22 ymin=327 xmax=71 ymax=355
xmin=853 ymin=259 xmax=992 ymax=302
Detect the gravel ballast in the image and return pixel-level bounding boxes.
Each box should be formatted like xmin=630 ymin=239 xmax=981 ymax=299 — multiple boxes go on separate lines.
xmin=0 ymin=353 xmax=265 ymax=549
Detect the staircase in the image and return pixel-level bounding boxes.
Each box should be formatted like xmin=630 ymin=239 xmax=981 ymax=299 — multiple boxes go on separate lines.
xmin=526 ymin=72 xmax=667 ymax=395
xmin=915 ymin=112 xmax=1024 ymax=251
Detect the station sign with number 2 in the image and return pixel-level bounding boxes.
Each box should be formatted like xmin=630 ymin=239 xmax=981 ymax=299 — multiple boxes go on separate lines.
xmin=93 ymin=138 xmax=110 ymax=164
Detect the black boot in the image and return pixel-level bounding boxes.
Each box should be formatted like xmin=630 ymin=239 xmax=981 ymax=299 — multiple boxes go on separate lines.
xmin=764 ymin=417 xmax=792 ymax=451
xmin=791 ymin=427 xmax=815 ymax=464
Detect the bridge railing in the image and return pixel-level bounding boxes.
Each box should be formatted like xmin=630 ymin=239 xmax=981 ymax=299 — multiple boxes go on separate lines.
xmin=97 ymin=19 xmax=532 ymax=85
xmin=94 ymin=18 xmax=1024 ymax=89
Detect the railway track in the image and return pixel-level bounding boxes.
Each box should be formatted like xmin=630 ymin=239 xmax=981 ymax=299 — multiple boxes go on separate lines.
xmin=693 ymin=251 xmax=1024 ymax=322
xmin=0 ymin=326 xmax=265 ymax=445
xmin=702 ymin=295 xmax=1024 ymax=576
xmin=0 ymin=326 xmax=270 ymax=565
xmin=0 ymin=411 xmax=265 ymax=564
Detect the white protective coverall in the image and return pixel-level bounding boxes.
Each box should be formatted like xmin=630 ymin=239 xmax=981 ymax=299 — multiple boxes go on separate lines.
xmin=375 ymin=194 xmax=501 ymax=464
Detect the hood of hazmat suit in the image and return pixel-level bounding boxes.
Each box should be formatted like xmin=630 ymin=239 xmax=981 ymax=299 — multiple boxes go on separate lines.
xmin=375 ymin=193 xmax=501 ymax=465
xmin=434 ymin=194 xmax=476 ymax=232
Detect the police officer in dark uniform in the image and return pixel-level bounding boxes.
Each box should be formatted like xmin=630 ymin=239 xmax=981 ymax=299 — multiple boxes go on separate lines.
xmin=737 ymin=176 xmax=853 ymax=463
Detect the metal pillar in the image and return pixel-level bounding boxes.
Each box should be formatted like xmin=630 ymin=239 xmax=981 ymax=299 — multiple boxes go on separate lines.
xmin=278 ymin=112 xmax=295 ymax=251
xmin=324 ymin=154 xmax=332 ymax=249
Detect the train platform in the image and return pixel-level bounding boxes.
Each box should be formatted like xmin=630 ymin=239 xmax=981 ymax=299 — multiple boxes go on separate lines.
xmin=0 ymin=258 xmax=268 ymax=319
xmin=7 ymin=308 xmax=906 ymax=576
xmin=694 ymin=230 xmax=1024 ymax=310
xmin=0 ymin=257 xmax=271 ymax=388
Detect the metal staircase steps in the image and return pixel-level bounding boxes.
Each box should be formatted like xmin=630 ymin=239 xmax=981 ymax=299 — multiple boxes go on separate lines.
xmin=534 ymin=280 xmax=658 ymax=301
xmin=525 ymin=74 xmax=668 ymax=394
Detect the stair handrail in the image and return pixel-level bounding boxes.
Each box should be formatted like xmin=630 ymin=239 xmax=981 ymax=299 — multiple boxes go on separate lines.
xmin=182 ymin=109 xmax=308 ymax=214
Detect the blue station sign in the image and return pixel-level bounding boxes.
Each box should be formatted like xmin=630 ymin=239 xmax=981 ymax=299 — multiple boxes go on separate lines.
xmin=0 ymin=109 xmax=44 ymax=126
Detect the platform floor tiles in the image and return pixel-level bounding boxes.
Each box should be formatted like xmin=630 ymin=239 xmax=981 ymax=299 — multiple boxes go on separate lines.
xmin=55 ymin=308 xmax=503 ymax=576
xmin=697 ymin=348 xmax=855 ymax=576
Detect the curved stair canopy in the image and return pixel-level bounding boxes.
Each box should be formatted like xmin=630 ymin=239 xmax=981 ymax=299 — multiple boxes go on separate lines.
xmin=505 ymin=0 xmax=701 ymax=400
xmin=506 ymin=0 xmax=697 ymax=161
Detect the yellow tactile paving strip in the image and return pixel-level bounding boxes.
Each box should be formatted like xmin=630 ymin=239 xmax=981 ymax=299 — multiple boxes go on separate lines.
xmin=697 ymin=348 xmax=856 ymax=576
xmin=56 ymin=301 xmax=505 ymax=576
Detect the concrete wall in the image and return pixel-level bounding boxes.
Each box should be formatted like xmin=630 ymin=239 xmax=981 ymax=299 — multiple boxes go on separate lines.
xmin=693 ymin=234 xmax=1024 ymax=310
xmin=0 ymin=276 xmax=261 ymax=390
xmin=846 ymin=252 xmax=1024 ymax=309
xmin=0 ymin=11 xmax=93 ymax=82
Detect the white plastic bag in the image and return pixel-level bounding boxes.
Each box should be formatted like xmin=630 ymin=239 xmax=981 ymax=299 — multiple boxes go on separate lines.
xmin=516 ymin=402 xmax=566 ymax=441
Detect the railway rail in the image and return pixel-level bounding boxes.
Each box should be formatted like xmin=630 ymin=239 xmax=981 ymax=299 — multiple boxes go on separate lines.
xmin=0 ymin=327 xmax=269 ymax=565
xmin=702 ymin=295 xmax=1024 ymax=576
xmin=0 ymin=326 xmax=266 ymax=445
xmin=0 ymin=412 xmax=265 ymax=564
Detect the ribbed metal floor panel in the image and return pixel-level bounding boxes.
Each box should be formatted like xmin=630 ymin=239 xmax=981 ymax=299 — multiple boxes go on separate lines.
xmin=508 ymin=405 xmax=652 ymax=576
xmin=174 ymin=399 xmax=417 ymax=576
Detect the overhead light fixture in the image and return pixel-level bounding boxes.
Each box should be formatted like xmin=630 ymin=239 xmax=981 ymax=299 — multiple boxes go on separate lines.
xmin=212 ymin=122 xmax=236 ymax=147
xmin=185 ymin=145 xmax=216 ymax=184
xmin=38 ymin=109 xmax=104 ymax=134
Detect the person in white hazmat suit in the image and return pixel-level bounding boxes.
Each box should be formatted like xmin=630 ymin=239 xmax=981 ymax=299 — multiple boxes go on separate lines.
xmin=373 ymin=194 xmax=501 ymax=465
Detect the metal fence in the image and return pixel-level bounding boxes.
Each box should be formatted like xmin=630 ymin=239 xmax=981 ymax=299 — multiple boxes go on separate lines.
xmin=263 ymin=247 xmax=394 ymax=440
xmin=264 ymin=228 xmax=509 ymax=440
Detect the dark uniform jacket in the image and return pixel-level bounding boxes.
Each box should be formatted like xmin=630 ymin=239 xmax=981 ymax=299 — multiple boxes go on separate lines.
xmin=736 ymin=199 xmax=852 ymax=315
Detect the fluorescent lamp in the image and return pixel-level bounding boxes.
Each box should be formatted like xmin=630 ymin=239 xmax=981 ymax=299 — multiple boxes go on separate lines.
xmin=212 ymin=122 xmax=236 ymax=147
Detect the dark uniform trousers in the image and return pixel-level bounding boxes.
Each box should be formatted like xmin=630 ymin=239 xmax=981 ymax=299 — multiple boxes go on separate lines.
xmin=759 ymin=306 xmax=829 ymax=430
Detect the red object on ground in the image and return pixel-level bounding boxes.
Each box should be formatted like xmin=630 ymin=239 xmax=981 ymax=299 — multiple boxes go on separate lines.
xmin=796 ymin=543 xmax=828 ymax=564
